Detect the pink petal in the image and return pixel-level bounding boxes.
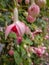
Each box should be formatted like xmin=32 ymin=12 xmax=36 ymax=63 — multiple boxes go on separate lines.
xmin=25 ymin=26 xmax=31 ymax=34
xmin=16 ymin=21 xmax=26 ymax=36
xmin=5 ymin=23 xmax=15 ymax=39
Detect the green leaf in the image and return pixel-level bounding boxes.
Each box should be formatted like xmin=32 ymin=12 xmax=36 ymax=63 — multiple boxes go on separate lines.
xmin=14 ymin=51 xmax=22 ymax=65
xmin=23 ymin=38 xmax=33 ymax=45
xmin=20 ymin=46 xmax=26 ymax=57
xmin=47 ymin=0 xmax=49 ymax=6
xmin=9 ymin=32 xmax=16 ymax=39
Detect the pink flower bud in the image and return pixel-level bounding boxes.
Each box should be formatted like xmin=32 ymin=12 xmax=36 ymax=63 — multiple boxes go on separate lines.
xmin=45 ymin=34 xmax=49 ymax=40
xmin=8 ymin=50 xmax=14 ymax=56
xmin=25 ymin=0 xmax=30 ymax=4
xmin=26 ymin=15 xmax=36 ymax=23
xmin=42 ymin=17 xmax=49 ymax=21
xmin=30 ymin=32 xmax=35 ymax=40
xmin=36 ymin=48 xmax=42 ymax=57
xmin=35 ymin=0 xmax=46 ymax=8
xmin=25 ymin=26 xmax=31 ymax=35
xmin=17 ymin=36 xmax=22 ymax=44
xmin=28 ymin=4 xmax=40 ymax=17
xmin=45 ymin=52 xmax=49 ymax=56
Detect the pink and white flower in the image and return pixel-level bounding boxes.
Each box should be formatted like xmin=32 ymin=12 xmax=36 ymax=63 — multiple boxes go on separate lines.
xmin=5 ymin=8 xmax=26 ymax=39
xmin=5 ymin=21 xmax=26 ymax=39
xmin=32 ymin=46 xmax=46 ymax=57
xmin=33 ymin=29 xmax=42 ymax=35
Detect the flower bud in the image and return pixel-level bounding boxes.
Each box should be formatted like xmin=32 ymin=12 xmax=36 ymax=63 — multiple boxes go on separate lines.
xmin=17 ymin=36 xmax=22 ymax=44
xmin=8 ymin=50 xmax=14 ymax=56
xmin=35 ymin=0 xmax=46 ymax=8
xmin=28 ymin=4 xmax=40 ymax=17
xmin=26 ymin=15 xmax=36 ymax=23
xmin=25 ymin=0 xmax=30 ymax=4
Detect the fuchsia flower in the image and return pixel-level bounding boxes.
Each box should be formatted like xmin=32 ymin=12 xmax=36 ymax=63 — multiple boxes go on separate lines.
xmin=33 ymin=46 xmax=46 ymax=57
xmin=28 ymin=4 xmax=40 ymax=17
xmin=5 ymin=21 xmax=26 ymax=39
xmin=25 ymin=0 xmax=30 ymax=4
xmin=33 ymin=29 xmax=42 ymax=35
xmin=8 ymin=50 xmax=14 ymax=56
xmin=26 ymin=15 xmax=36 ymax=23
xmin=33 ymin=47 xmax=46 ymax=57
xmin=30 ymin=29 xmax=42 ymax=40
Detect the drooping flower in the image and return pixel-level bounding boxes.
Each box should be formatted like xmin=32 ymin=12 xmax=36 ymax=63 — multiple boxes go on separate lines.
xmin=33 ymin=29 xmax=42 ymax=35
xmin=28 ymin=29 xmax=42 ymax=40
xmin=5 ymin=8 xmax=26 ymax=39
xmin=28 ymin=4 xmax=40 ymax=17
xmin=32 ymin=46 xmax=46 ymax=57
xmin=5 ymin=21 xmax=26 ymax=39
xmin=26 ymin=15 xmax=36 ymax=23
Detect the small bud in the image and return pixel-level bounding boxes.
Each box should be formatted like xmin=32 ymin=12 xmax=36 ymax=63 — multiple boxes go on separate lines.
xmin=35 ymin=0 xmax=46 ymax=8
xmin=23 ymin=11 xmax=28 ymax=17
xmin=17 ymin=36 xmax=22 ymax=44
xmin=25 ymin=0 xmax=30 ymax=4
xmin=8 ymin=50 xmax=14 ymax=56
xmin=28 ymin=4 xmax=40 ymax=17
xmin=23 ymin=44 xmax=27 ymax=49
xmin=27 ymin=53 xmax=31 ymax=57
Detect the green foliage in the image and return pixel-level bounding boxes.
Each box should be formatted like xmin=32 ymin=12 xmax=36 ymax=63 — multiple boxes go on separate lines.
xmin=14 ymin=51 xmax=23 ymax=65
xmin=0 ymin=0 xmax=49 ymax=65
